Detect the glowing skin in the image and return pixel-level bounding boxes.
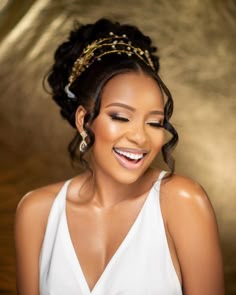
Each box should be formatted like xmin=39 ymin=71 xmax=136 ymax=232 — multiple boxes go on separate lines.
xmin=15 ymin=72 xmax=225 ymax=295
xmin=89 ymin=71 xmax=165 ymax=185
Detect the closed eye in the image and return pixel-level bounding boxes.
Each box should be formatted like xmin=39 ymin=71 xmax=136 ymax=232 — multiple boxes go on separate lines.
xmin=148 ymin=122 xmax=164 ymax=128
xmin=109 ymin=114 xmax=129 ymax=122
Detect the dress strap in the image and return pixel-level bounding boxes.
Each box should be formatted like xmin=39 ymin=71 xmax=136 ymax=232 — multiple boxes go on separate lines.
xmin=151 ymin=170 xmax=167 ymax=192
xmin=55 ymin=179 xmax=72 ymax=206
xmin=157 ymin=170 xmax=167 ymax=182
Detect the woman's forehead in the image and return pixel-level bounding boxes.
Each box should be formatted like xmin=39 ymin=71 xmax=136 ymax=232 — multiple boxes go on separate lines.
xmin=100 ymin=72 xmax=164 ymax=108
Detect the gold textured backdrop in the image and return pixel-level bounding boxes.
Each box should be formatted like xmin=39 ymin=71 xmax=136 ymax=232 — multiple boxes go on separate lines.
xmin=0 ymin=0 xmax=235 ymax=294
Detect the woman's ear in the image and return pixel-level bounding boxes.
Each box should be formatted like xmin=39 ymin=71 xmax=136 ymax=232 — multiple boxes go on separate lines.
xmin=75 ymin=105 xmax=87 ymax=133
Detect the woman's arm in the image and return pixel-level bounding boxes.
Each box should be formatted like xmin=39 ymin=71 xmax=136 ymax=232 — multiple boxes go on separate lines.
xmin=14 ymin=186 xmax=59 ymax=295
xmin=164 ymin=175 xmax=225 ymax=295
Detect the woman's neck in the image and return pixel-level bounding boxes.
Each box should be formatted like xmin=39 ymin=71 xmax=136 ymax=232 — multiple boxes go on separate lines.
xmin=80 ymin=167 xmax=158 ymax=209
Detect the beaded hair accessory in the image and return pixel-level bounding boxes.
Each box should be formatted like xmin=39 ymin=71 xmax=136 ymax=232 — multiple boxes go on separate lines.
xmin=64 ymin=32 xmax=155 ymax=99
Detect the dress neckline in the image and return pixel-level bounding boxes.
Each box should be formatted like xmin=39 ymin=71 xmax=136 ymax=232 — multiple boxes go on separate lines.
xmin=62 ymin=171 xmax=166 ymax=295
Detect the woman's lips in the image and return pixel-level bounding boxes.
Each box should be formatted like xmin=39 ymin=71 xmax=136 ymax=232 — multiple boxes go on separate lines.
xmin=113 ymin=148 xmax=147 ymax=170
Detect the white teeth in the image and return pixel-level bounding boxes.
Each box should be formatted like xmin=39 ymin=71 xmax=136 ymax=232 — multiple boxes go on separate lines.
xmin=114 ymin=149 xmax=144 ymax=160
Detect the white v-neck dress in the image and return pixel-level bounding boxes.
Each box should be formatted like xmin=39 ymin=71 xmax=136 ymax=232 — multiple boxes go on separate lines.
xmin=39 ymin=171 xmax=182 ymax=295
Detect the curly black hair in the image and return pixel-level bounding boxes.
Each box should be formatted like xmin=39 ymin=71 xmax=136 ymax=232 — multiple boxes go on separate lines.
xmin=47 ymin=18 xmax=178 ymax=174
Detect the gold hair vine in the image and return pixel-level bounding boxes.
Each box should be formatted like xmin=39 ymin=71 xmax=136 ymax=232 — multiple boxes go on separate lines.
xmin=65 ymin=32 xmax=155 ymax=99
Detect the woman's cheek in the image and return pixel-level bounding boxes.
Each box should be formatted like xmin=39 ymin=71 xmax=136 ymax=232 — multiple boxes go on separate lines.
xmin=91 ymin=117 xmax=123 ymax=142
xmin=105 ymin=123 xmax=124 ymax=138
xmin=152 ymin=129 xmax=165 ymax=150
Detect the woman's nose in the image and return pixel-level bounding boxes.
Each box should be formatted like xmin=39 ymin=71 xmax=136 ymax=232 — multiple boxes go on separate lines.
xmin=126 ymin=123 xmax=148 ymax=146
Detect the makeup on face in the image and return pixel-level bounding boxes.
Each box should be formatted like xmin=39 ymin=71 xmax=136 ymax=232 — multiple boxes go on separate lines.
xmin=89 ymin=72 xmax=165 ymax=183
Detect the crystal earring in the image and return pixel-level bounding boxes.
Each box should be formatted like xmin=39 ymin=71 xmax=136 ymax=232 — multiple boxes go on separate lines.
xmin=79 ymin=130 xmax=88 ymax=153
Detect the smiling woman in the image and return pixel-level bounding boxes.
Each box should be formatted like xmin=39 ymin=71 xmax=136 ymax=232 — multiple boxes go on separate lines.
xmin=14 ymin=18 xmax=225 ymax=295
xmin=86 ymin=72 xmax=165 ymax=184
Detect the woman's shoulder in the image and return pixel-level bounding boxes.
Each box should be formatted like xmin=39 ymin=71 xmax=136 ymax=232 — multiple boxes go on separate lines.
xmin=15 ymin=180 xmax=68 ymax=235
xmin=14 ymin=180 xmax=71 ymax=265
xmin=15 ymin=172 xmax=88 ymax=222
xmin=162 ymin=173 xmax=211 ymax=210
xmin=160 ymin=172 xmax=218 ymax=242
xmin=160 ymin=172 xmax=216 ymax=229
xmin=160 ymin=173 xmax=224 ymax=293
xmin=16 ymin=181 xmax=66 ymax=216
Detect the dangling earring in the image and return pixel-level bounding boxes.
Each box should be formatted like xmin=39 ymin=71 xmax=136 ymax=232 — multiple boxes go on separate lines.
xmin=79 ymin=130 xmax=88 ymax=153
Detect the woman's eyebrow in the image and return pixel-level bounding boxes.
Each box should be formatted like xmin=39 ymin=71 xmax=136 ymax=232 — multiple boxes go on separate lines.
xmin=105 ymin=102 xmax=135 ymax=111
xmin=149 ymin=110 xmax=164 ymax=115
xmin=105 ymin=102 xmax=164 ymax=115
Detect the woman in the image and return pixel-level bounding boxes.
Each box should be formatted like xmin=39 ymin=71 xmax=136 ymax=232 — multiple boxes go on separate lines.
xmin=15 ymin=18 xmax=224 ymax=295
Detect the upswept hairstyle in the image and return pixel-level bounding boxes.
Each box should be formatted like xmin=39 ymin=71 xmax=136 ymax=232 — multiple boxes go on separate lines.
xmin=47 ymin=18 xmax=178 ymax=174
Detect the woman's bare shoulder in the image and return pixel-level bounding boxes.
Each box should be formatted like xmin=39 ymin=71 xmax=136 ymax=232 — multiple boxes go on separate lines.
xmin=16 ymin=172 xmax=88 ymax=223
xmin=16 ymin=181 xmax=66 ymax=217
xmin=14 ymin=179 xmax=75 ymax=294
xmin=161 ymin=173 xmax=224 ymax=294
xmin=160 ymin=173 xmax=217 ymax=250
xmin=15 ymin=180 xmax=69 ymax=240
xmin=161 ymin=173 xmax=212 ymax=214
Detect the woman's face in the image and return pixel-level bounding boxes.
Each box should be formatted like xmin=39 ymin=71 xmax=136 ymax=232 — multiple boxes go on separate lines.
xmin=90 ymin=71 xmax=165 ymax=184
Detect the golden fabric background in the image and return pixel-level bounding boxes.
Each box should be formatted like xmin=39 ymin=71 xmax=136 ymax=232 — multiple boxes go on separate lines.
xmin=0 ymin=0 xmax=235 ymax=294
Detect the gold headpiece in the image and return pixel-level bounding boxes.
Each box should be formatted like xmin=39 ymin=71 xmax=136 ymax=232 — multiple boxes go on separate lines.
xmin=64 ymin=32 xmax=155 ymax=99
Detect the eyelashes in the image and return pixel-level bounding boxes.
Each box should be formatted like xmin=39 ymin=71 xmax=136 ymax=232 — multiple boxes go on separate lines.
xmin=109 ymin=114 xmax=129 ymax=122
xmin=147 ymin=122 xmax=164 ymax=128
xmin=109 ymin=114 xmax=163 ymax=127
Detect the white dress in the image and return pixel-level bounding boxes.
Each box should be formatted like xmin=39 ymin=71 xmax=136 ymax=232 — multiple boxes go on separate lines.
xmin=39 ymin=171 xmax=182 ymax=295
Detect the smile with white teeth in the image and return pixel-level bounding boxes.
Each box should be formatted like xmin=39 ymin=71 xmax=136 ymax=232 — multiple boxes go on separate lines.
xmin=114 ymin=148 xmax=145 ymax=161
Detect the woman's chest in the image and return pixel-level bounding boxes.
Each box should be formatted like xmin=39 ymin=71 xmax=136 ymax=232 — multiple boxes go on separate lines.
xmin=66 ymin=196 xmax=147 ymax=291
